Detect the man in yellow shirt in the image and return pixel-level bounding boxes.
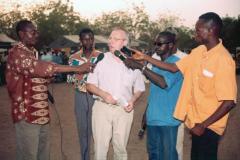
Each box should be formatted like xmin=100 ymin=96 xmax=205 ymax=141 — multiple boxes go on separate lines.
xmin=133 ymin=12 xmax=237 ymax=160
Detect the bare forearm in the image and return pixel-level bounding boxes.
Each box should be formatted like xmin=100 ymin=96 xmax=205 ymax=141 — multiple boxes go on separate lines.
xmin=130 ymin=91 xmax=143 ymax=104
xmin=86 ymin=83 xmax=106 ymax=98
xmin=144 ymin=55 xmax=179 ymax=72
xmin=123 ymin=58 xmax=167 ymax=88
xmin=201 ymin=100 xmax=235 ymax=128
xmin=143 ymin=68 xmax=167 ymax=88
xmin=54 ymin=65 xmax=78 ymax=73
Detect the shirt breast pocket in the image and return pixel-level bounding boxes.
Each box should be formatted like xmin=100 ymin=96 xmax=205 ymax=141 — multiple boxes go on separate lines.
xmin=199 ymin=69 xmax=215 ymax=92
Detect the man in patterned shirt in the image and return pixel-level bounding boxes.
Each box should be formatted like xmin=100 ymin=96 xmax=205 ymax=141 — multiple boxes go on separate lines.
xmin=68 ymin=28 xmax=101 ymax=160
xmin=5 ymin=20 xmax=93 ymax=160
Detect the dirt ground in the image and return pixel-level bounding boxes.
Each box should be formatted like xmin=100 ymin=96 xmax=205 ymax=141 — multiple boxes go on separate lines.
xmin=0 ymin=79 xmax=240 ymax=160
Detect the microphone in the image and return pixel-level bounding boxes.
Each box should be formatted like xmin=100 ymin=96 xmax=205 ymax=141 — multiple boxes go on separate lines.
xmin=114 ymin=50 xmax=126 ymax=61
xmin=92 ymin=53 xmax=104 ymax=64
xmin=120 ymin=46 xmax=136 ymax=57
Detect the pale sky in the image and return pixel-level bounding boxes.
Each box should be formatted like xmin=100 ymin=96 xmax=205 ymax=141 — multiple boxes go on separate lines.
xmin=2 ymin=0 xmax=240 ymax=28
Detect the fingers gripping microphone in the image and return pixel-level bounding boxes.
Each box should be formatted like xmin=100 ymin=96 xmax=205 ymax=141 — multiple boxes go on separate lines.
xmin=114 ymin=50 xmax=126 ymax=61
xmin=120 ymin=46 xmax=136 ymax=57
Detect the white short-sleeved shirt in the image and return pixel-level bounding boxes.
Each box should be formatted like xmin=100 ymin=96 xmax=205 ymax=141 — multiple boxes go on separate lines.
xmin=87 ymin=52 xmax=145 ymax=102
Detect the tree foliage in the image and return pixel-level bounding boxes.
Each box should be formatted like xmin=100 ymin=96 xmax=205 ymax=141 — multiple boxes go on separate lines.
xmin=0 ymin=8 xmax=24 ymax=39
xmin=0 ymin=0 xmax=90 ymax=49
xmin=1 ymin=1 xmax=239 ymax=52
xmin=222 ymin=16 xmax=240 ymax=53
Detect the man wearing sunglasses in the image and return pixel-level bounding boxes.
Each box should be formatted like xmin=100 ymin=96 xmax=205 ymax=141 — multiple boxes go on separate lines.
xmin=149 ymin=32 xmax=187 ymax=160
xmin=124 ymin=31 xmax=186 ymax=160
xmin=145 ymin=31 xmax=186 ymax=160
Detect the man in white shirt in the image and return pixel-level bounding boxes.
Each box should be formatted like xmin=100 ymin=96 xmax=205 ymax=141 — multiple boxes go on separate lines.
xmin=86 ymin=27 xmax=145 ymax=160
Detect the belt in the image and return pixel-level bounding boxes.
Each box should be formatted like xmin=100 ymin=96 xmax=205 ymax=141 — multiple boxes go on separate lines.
xmin=95 ymin=99 xmax=120 ymax=107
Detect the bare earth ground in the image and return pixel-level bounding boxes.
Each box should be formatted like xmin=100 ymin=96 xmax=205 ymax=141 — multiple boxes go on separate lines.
xmin=0 ymin=78 xmax=240 ymax=160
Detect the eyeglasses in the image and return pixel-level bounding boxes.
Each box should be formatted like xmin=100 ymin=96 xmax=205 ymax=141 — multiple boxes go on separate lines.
xmin=108 ymin=37 xmax=126 ymax=41
xmin=154 ymin=41 xmax=171 ymax=47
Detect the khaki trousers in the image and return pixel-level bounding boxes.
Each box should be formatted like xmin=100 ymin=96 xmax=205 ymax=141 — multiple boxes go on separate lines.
xmin=92 ymin=101 xmax=133 ymax=160
xmin=177 ymin=123 xmax=184 ymax=160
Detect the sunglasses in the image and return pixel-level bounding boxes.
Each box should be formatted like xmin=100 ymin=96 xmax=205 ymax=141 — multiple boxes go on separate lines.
xmin=154 ymin=41 xmax=171 ymax=46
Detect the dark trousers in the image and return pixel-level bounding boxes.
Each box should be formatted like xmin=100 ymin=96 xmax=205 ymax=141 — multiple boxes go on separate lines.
xmin=191 ymin=128 xmax=220 ymax=160
xmin=75 ymin=91 xmax=94 ymax=160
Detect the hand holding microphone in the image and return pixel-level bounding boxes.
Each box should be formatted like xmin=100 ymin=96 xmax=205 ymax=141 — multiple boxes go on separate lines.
xmin=114 ymin=49 xmax=144 ymax=70
xmin=78 ymin=53 xmax=105 ymax=73
xmin=120 ymin=46 xmax=145 ymax=60
xmin=114 ymin=46 xmax=141 ymax=61
xmin=76 ymin=62 xmax=93 ymax=74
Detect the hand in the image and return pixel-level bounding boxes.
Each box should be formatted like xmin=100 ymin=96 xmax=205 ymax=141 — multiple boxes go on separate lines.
xmin=124 ymin=101 xmax=134 ymax=112
xmin=102 ymin=92 xmax=117 ymax=105
xmin=131 ymin=49 xmax=145 ymax=60
xmin=138 ymin=128 xmax=145 ymax=139
xmin=78 ymin=62 xmax=94 ymax=74
xmin=190 ymin=123 xmax=206 ymax=136
xmin=75 ymin=74 xmax=83 ymax=80
xmin=124 ymin=58 xmax=143 ymax=70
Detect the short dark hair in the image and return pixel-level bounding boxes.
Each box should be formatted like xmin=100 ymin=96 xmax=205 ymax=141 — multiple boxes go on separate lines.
xmin=158 ymin=31 xmax=176 ymax=43
xmin=16 ymin=20 xmax=33 ymax=38
xmin=199 ymin=12 xmax=223 ymax=35
xmin=79 ymin=28 xmax=94 ymax=39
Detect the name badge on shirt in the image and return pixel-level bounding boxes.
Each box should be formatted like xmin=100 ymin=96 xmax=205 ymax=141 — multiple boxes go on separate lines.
xmin=203 ymin=69 xmax=214 ymax=78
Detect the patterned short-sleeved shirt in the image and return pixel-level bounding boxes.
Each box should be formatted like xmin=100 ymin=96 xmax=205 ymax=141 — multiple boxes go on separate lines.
xmin=67 ymin=49 xmax=101 ymax=92
xmin=6 ymin=42 xmax=56 ymax=124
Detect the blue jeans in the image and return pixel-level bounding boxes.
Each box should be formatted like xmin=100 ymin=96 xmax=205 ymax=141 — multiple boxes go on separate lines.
xmin=147 ymin=125 xmax=178 ymax=160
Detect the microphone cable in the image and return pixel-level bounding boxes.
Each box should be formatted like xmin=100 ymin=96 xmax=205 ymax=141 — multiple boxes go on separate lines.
xmin=49 ymin=83 xmax=67 ymax=160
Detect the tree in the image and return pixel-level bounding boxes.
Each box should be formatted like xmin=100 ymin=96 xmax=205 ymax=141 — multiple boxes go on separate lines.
xmin=222 ymin=15 xmax=240 ymax=54
xmin=174 ymin=26 xmax=197 ymax=52
xmin=138 ymin=14 xmax=182 ymax=48
xmin=0 ymin=1 xmax=195 ymax=51
xmin=0 ymin=0 xmax=90 ymax=49
xmin=0 ymin=6 xmax=24 ymax=39
xmin=26 ymin=0 xmax=90 ymax=48
xmin=92 ymin=5 xmax=182 ymax=48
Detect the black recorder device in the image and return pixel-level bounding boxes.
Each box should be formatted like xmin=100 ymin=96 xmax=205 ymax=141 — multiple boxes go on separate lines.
xmin=120 ymin=46 xmax=136 ymax=57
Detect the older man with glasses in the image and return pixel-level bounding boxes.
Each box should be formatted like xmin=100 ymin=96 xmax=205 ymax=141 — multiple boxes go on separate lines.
xmin=86 ymin=27 xmax=145 ymax=160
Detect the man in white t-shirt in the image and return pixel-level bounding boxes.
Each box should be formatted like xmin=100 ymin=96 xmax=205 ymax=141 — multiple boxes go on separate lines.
xmin=86 ymin=27 xmax=145 ymax=160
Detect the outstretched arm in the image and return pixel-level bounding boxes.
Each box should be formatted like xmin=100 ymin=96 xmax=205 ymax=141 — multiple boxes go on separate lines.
xmin=124 ymin=58 xmax=167 ymax=88
xmin=144 ymin=55 xmax=179 ymax=73
xmin=54 ymin=62 xmax=93 ymax=74
xmin=132 ymin=50 xmax=179 ymax=72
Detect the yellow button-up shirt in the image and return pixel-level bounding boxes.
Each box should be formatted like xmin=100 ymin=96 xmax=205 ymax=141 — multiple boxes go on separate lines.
xmin=174 ymin=41 xmax=237 ymax=135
